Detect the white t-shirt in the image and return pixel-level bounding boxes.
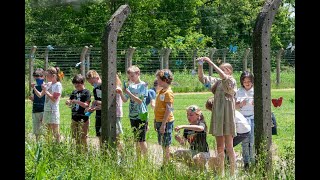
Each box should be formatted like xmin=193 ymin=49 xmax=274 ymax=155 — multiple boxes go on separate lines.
xmin=235 ymin=87 xmax=254 ymax=116
xmin=44 ymin=82 xmax=62 ymax=112
xmin=235 ymin=110 xmax=251 ymax=134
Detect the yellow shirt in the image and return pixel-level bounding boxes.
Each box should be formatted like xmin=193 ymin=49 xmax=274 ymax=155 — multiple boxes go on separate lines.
xmin=154 ymin=87 xmax=174 ymax=122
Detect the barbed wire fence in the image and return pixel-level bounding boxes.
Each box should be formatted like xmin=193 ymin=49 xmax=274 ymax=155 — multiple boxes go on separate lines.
xmin=25 ymin=45 xmax=295 ymax=77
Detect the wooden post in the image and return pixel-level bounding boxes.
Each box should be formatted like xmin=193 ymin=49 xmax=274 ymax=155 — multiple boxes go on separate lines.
xmin=44 ymin=45 xmax=53 ymax=70
xmin=85 ymin=45 xmax=93 ymax=74
xmin=208 ymin=48 xmax=217 ymax=76
xmin=80 ymin=46 xmax=89 ymax=78
xmin=222 ymin=47 xmax=228 ymax=63
xmin=242 ymin=48 xmax=251 ymax=71
xmin=29 ymin=46 xmax=37 ymax=95
xmin=159 ymin=48 xmax=165 ymax=69
xmin=163 ymin=48 xmax=171 ymax=69
xmin=101 ymin=4 xmax=130 ymax=150
xmin=276 ymin=48 xmax=284 ymax=86
xmin=252 ymin=0 xmax=281 ymax=174
xmin=125 ymin=46 xmax=136 ymax=70
xmin=192 ymin=49 xmax=198 ymax=70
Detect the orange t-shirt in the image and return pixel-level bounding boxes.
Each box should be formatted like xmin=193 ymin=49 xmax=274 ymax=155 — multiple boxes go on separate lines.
xmin=154 ymin=87 xmax=174 ymax=122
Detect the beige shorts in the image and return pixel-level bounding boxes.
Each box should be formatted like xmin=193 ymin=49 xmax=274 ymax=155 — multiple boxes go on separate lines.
xmin=32 ymin=112 xmax=44 ymax=135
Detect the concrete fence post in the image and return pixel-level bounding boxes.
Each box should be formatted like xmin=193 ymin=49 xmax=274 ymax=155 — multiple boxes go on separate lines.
xmin=252 ymin=0 xmax=282 ymax=173
xmin=276 ymin=48 xmax=284 ymax=86
xmin=101 ymin=4 xmax=130 ymax=150
xmin=125 ymin=46 xmax=136 ymax=70
xmin=208 ymin=47 xmax=217 ymax=76
xmin=29 ymin=46 xmax=37 ymax=95
xmin=80 ymin=46 xmax=89 ymax=78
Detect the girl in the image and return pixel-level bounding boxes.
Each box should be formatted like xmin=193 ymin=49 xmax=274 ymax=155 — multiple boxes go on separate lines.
xmin=198 ymin=56 xmax=237 ymax=176
xmin=235 ymin=71 xmax=255 ymax=170
xmin=33 ymin=66 xmax=63 ymax=143
xmin=173 ymin=105 xmax=210 ymax=170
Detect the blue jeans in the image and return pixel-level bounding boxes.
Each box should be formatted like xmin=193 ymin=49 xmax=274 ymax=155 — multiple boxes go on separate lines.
xmin=241 ymin=115 xmax=255 ymax=164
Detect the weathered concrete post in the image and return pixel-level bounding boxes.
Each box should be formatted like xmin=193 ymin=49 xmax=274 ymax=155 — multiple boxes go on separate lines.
xmin=29 ymin=46 xmax=37 ymax=95
xmin=80 ymin=46 xmax=89 ymax=78
xmin=242 ymin=48 xmax=251 ymax=71
xmin=276 ymin=48 xmax=284 ymax=86
xmin=163 ymin=48 xmax=171 ymax=69
xmin=125 ymin=46 xmax=136 ymax=70
xmin=192 ymin=49 xmax=198 ymax=70
xmin=101 ymin=4 xmax=130 ymax=150
xmin=222 ymin=47 xmax=228 ymax=63
xmin=85 ymin=45 xmax=92 ymax=73
xmin=208 ymin=48 xmax=217 ymax=76
xmin=252 ymin=0 xmax=281 ymax=174
xmin=44 ymin=45 xmax=53 ymax=70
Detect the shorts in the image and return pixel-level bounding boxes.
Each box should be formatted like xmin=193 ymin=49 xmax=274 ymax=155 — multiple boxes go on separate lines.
xmin=130 ymin=119 xmax=148 ymax=142
xmin=43 ymin=111 xmax=60 ymax=124
xmin=155 ymin=121 xmax=174 ymax=147
xmin=71 ymin=119 xmax=89 ymax=139
xmin=32 ymin=112 xmax=44 ymax=135
xmin=95 ymin=115 xmax=101 ymax=137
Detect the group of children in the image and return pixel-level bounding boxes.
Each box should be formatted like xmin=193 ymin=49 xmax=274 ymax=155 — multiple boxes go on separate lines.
xmin=29 ymin=60 xmax=257 ymax=177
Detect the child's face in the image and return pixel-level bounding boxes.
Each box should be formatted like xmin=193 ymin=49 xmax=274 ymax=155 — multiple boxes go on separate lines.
xmin=156 ymin=76 xmax=167 ymax=88
xmin=242 ymin=77 xmax=253 ymax=90
xmin=73 ymin=82 xmax=84 ymax=91
xmin=187 ymin=110 xmax=199 ymax=124
xmin=45 ymin=73 xmax=55 ymax=82
xmin=127 ymin=72 xmax=139 ymax=83
xmin=87 ymin=77 xmax=98 ymax=86
xmin=220 ymin=66 xmax=231 ymax=75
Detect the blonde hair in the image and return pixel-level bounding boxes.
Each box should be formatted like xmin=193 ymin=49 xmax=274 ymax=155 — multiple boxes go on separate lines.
xmin=186 ymin=105 xmax=207 ymax=132
xmin=86 ymin=70 xmax=100 ymax=79
xmin=220 ymin=63 xmax=233 ymax=75
xmin=126 ymin=65 xmax=140 ymax=74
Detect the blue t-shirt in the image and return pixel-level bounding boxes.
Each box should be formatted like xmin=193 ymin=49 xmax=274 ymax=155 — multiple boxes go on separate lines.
xmin=146 ymin=88 xmax=156 ymax=106
xmin=125 ymin=81 xmax=148 ymax=120
xmin=32 ymin=85 xmax=45 ymax=113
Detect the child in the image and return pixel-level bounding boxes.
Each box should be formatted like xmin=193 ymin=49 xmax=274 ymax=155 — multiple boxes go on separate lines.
xmin=85 ymin=70 xmax=102 ymax=146
xmin=29 ymin=68 xmax=45 ymax=142
xmin=173 ymin=105 xmax=210 ymax=170
xmin=65 ymin=74 xmax=91 ymax=152
xmin=118 ymin=65 xmax=149 ymax=157
xmin=154 ymin=69 xmax=174 ymax=166
xmin=33 ymin=66 xmax=63 ymax=143
xmin=235 ymin=70 xmax=255 ymax=170
xmin=205 ymin=97 xmax=251 ymax=148
xmin=197 ymin=56 xmax=237 ymax=176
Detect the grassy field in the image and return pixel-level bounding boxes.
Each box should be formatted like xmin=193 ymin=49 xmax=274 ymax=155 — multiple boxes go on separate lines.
xmin=25 ymin=88 xmax=294 ymax=179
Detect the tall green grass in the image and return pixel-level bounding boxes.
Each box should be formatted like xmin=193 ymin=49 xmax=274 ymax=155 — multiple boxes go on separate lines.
xmin=25 ymin=89 xmax=294 ymax=179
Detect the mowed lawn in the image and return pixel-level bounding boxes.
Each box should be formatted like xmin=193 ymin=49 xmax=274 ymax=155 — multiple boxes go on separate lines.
xmin=25 ymin=89 xmax=294 ymax=156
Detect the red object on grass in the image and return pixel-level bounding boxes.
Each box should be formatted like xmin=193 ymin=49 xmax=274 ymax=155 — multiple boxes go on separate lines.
xmin=272 ymin=97 xmax=283 ymax=107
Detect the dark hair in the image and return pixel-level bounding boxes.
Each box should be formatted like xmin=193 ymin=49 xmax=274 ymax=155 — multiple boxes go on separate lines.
xmin=240 ymin=71 xmax=254 ymax=88
xmin=33 ymin=68 xmax=44 ymax=77
xmin=72 ymin=74 xmax=85 ymax=84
